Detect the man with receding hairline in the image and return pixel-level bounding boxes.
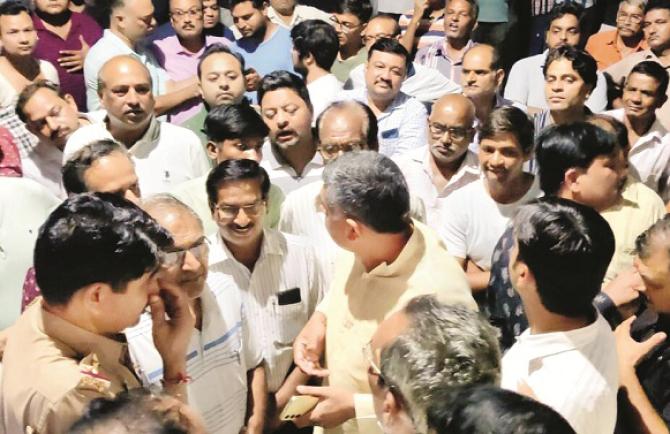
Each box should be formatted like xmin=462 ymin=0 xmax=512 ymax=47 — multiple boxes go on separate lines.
xmin=461 ymin=44 xmax=526 ymax=128
xmin=345 ymin=14 xmax=461 ymax=105
xmin=65 ymin=55 xmax=210 ymax=195
xmin=395 ymin=94 xmax=478 ymax=230
xmin=84 ymin=0 xmax=202 ymax=113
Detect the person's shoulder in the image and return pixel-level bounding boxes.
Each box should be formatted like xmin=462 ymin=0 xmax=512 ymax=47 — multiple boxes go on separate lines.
xmin=605 ymin=50 xmax=651 ymax=79
xmin=271 ymin=228 xmax=314 ymax=251
xmin=624 ymin=180 xmax=666 ymax=212
xmin=587 ymin=29 xmax=616 ymax=46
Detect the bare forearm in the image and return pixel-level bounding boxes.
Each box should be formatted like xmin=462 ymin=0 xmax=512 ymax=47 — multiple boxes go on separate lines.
xmin=276 ymin=367 xmax=311 ymax=411
xmin=467 ymin=269 xmax=491 ymax=293
xmin=155 ymin=84 xmax=199 ymax=116
xmin=621 ymin=371 xmax=669 ymax=434
xmin=400 ymin=15 xmax=422 ymax=53
xmin=246 ymin=365 xmax=267 ymax=434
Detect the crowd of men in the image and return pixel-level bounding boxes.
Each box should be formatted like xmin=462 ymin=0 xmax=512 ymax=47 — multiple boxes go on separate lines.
xmin=0 ymin=0 xmax=670 ymax=432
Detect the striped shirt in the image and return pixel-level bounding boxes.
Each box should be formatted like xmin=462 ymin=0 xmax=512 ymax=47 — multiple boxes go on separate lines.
xmin=416 ymin=39 xmax=475 ymax=85
xmin=207 ymin=229 xmax=326 ymax=392
xmin=398 ymin=12 xmax=445 ymax=52
xmin=126 ymin=287 xmax=260 ymax=434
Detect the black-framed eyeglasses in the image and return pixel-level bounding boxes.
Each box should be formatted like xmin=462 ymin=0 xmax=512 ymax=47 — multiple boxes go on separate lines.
xmin=428 ymin=123 xmax=470 ymax=141
xmin=171 ymin=8 xmax=203 ymax=19
xmin=329 ymin=15 xmax=360 ymax=31
xmin=214 ymin=199 xmax=266 ymax=220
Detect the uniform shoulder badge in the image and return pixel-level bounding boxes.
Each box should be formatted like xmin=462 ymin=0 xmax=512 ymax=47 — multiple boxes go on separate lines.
xmin=77 ymin=353 xmax=112 ymax=396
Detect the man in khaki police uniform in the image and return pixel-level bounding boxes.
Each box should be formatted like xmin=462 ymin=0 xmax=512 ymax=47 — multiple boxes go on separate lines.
xmin=0 ymin=193 xmax=195 ymax=434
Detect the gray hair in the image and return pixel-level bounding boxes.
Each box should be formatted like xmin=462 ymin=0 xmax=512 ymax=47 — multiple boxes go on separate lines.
xmin=142 ymin=194 xmax=204 ymax=231
xmin=620 ymin=0 xmax=646 ymax=11
xmin=321 ymin=151 xmax=410 ymax=233
xmin=380 ymin=295 xmax=501 ymax=433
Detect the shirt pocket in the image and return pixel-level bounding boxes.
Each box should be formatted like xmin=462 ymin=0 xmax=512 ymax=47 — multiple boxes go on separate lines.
xmin=273 ymin=295 xmax=308 ymax=345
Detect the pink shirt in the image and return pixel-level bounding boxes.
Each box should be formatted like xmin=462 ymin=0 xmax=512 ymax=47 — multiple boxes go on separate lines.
xmin=151 ymin=34 xmax=232 ymax=124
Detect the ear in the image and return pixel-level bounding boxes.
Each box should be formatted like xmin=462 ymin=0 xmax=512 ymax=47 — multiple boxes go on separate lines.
xmin=359 ymin=23 xmax=367 ymax=38
xmin=206 ymin=141 xmax=219 ymax=160
xmin=344 ymin=217 xmax=362 ymax=241
xmin=383 ymin=389 xmax=403 ymax=418
xmin=63 ymin=94 xmax=78 ymax=111
xmin=81 ymin=282 xmax=106 ymax=317
xmin=564 ymin=167 xmax=581 ymax=194
xmin=495 ymin=69 xmax=505 ymax=88
xmin=304 ymin=52 xmax=315 ymax=67
xmin=657 ymin=93 xmax=668 ymax=109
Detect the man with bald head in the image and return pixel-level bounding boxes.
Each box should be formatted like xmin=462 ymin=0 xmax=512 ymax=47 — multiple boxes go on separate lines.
xmin=126 ymin=194 xmax=266 ymax=434
xmin=279 ymin=100 xmax=380 ymax=280
xmin=345 ymin=14 xmax=461 ymax=105
xmin=64 ymin=55 xmax=210 ymax=195
xmin=395 ymin=93 xmax=478 ymax=230
xmin=461 ymin=44 xmax=526 ymax=128
xmin=84 ymin=0 xmax=202 ymax=113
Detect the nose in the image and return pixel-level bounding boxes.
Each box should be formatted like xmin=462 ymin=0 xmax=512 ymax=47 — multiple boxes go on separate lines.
xmin=490 ymin=150 xmax=504 ymax=166
xmin=275 ymin=111 xmax=289 ymax=129
xmin=219 ymin=79 xmax=230 ymax=90
xmin=181 ymin=249 xmax=202 ymax=272
xmin=45 ymin=116 xmax=59 ymax=133
xmin=233 ymin=208 xmax=252 ymax=227
xmin=466 ymin=70 xmax=477 ymax=83
xmin=126 ymin=88 xmax=140 ymax=106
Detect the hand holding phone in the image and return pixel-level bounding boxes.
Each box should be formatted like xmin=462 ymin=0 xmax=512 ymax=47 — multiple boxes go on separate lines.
xmin=279 ymin=395 xmax=319 ymax=421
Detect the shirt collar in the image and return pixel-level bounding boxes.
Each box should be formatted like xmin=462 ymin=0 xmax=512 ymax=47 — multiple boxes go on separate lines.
xmin=175 ymin=35 xmax=220 ymax=56
xmin=361 ymin=219 xmax=424 ymax=277
xmin=422 ymin=148 xmax=479 ymax=184
xmin=208 ymin=228 xmax=283 ymax=267
xmin=105 ymin=115 xmax=161 ymax=154
xmin=266 ymin=138 xmax=323 ymax=172
xmin=515 ymin=311 xmax=605 ymax=359
xmin=438 ymin=39 xmax=474 ymax=63
xmin=35 ymin=299 xmax=130 ymax=367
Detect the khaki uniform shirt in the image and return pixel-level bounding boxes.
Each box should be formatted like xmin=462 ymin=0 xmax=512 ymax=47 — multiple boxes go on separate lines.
xmin=318 ymin=220 xmax=476 ymax=434
xmin=1 ymin=300 xmax=142 ymax=434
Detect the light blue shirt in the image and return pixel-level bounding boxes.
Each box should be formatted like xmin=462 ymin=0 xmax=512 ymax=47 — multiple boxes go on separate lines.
xmin=84 ymin=29 xmax=168 ymax=110
xmin=339 ymin=88 xmax=428 ymax=158
xmin=234 ymin=26 xmax=295 ymax=102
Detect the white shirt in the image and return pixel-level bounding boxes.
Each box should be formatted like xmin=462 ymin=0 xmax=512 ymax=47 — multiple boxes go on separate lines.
xmin=501 ymin=313 xmax=618 ymax=434
xmin=278 ymin=180 xmax=341 ymax=283
xmin=504 ymin=50 xmax=608 ymax=113
xmin=345 ymin=61 xmax=461 ymax=105
xmin=260 ymin=141 xmax=324 ymax=195
xmin=207 ymin=229 xmax=326 ymax=392
xmin=126 ymin=287 xmax=260 ymax=434
xmin=376 ymin=0 xmax=414 ymax=14
xmin=267 ymin=5 xmax=332 ymax=29
xmin=84 ymin=30 xmax=168 ymax=111
xmin=21 ymin=143 xmax=66 ymax=199
xmin=339 ymin=88 xmax=428 ymax=157
xmin=307 ymin=74 xmax=342 ymax=124
xmin=0 ymin=60 xmax=59 ymax=109
xmin=605 ymin=108 xmax=670 ymax=202
xmin=63 ymin=117 xmax=211 ymax=195
xmin=394 ymin=147 xmax=479 ymax=230
xmin=439 ymin=176 xmax=542 ymax=269
xmin=0 ymin=177 xmax=59 ymax=329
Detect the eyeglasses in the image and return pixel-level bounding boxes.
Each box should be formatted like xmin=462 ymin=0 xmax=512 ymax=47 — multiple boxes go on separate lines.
xmin=329 ymin=15 xmax=360 ymax=31
xmin=363 ymin=341 xmax=384 ymax=379
xmin=428 ymin=123 xmax=470 ymax=141
xmin=171 ymin=8 xmax=203 ymax=19
xmin=362 ymin=33 xmax=394 ymax=44
xmin=161 ymin=237 xmax=210 ymax=268
xmin=319 ymin=142 xmax=364 ymax=158
xmin=214 ymin=199 xmax=265 ymax=219
xmin=617 ymin=11 xmax=643 ymax=24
